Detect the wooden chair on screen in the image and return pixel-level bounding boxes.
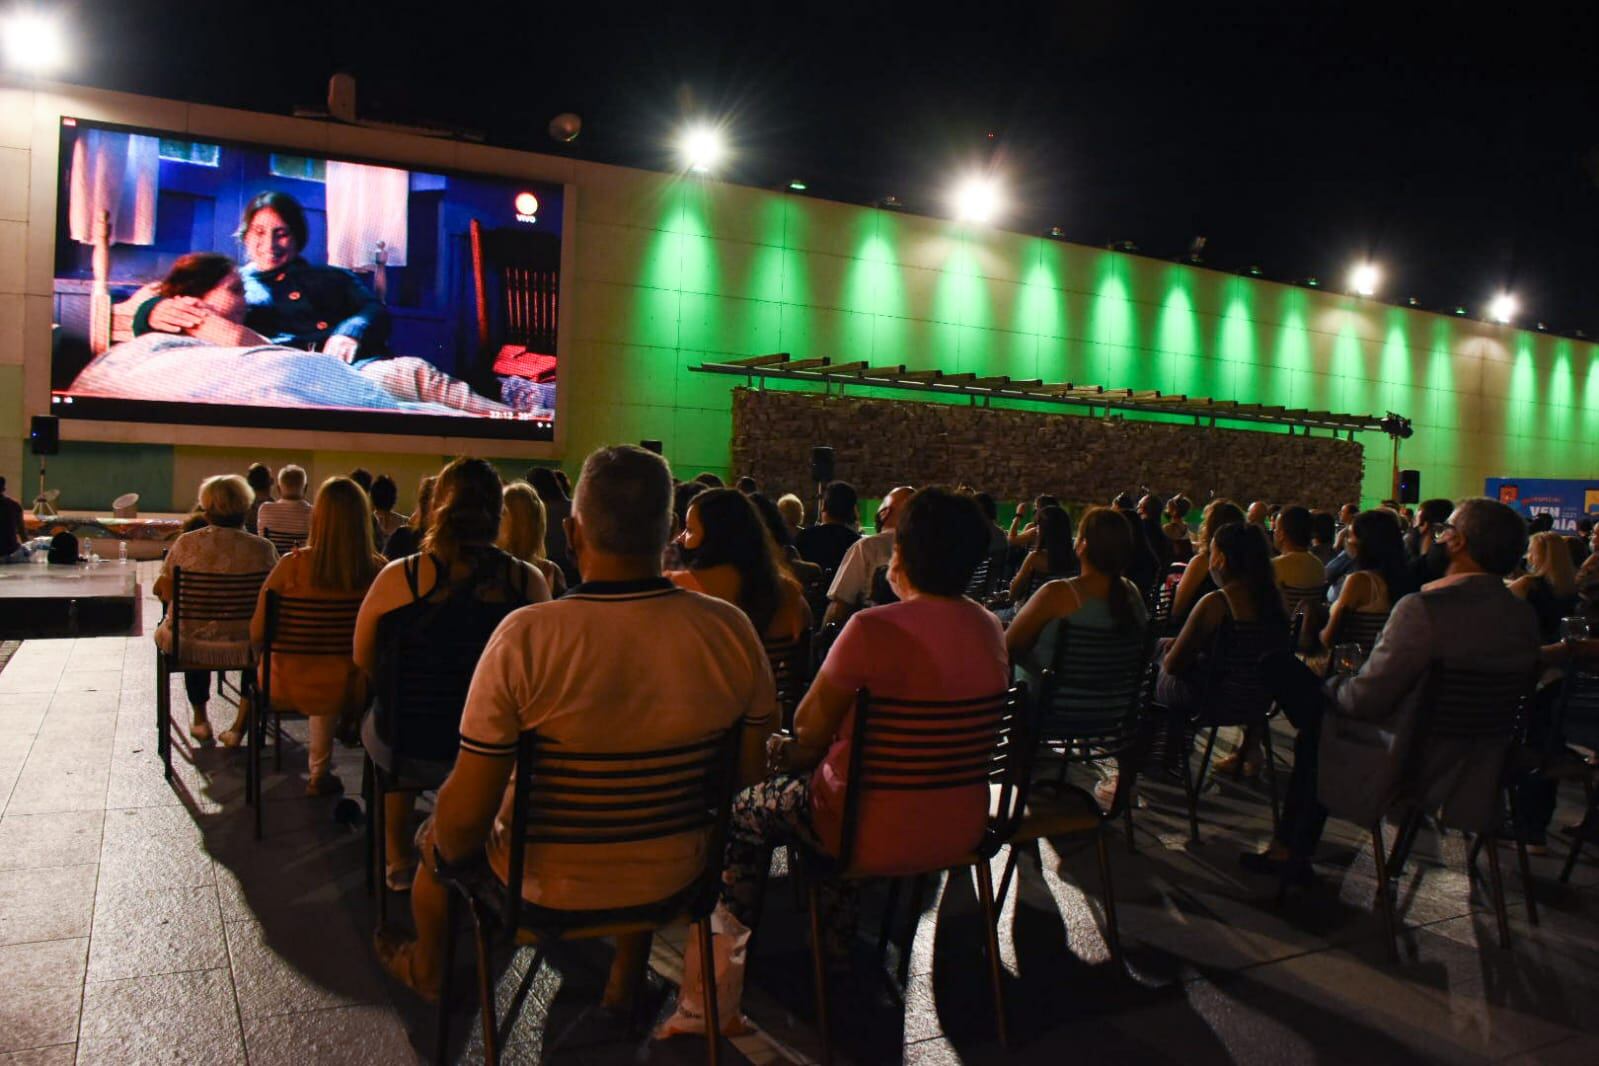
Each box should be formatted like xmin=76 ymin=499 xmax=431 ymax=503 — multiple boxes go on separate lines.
xmin=469 ymin=218 xmax=561 ymax=372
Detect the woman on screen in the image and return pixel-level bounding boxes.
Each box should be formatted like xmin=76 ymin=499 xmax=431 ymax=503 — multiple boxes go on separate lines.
xmin=74 ymin=254 xmax=543 ymax=416
xmin=142 ymin=192 xmax=389 ymax=361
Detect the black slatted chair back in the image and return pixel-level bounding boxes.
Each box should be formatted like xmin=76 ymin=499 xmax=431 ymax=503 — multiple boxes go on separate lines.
xmin=838 ymin=686 xmax=1027 ymax=872
xmin=262 ymin=529 xmax=306 ymax=557
xmin=262 ymin=591 xmax=363 ymax=658
xmin=1556 ymin=667 xmax=1599 ymax=750
xmin=1283 ymin=583 xmax=1329 ymax=651
xmin=1418 ymin=665 xmax=1531 ymax=743
xmin=1329 ymin=608 xmax=1390 ymax=659
xmin=169 ymin=567 xmax=271 ymax=665
xmin=501 ymin=729 xmax=742 ymax=933
xmin=1037 ymin=622 xmax=1155 ymax=756
xmin=1196 ymin=617 xmax=1292 ymax=726
xmin=765 ymin=633 xmax=812 ymax=731
xmin=964 ymin=555 xmax=993 ymax=601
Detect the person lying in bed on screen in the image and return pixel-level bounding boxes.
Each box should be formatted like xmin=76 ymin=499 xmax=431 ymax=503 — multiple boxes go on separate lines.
xmin=139 ymin=191 xmax=388 ymax=362
xmin=75 ymin=253 xmax=541 ymax=416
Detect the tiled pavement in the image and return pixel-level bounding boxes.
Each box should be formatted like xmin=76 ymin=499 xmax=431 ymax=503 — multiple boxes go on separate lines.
xmin=1 ymin=563 xmax=1596 ymax=1063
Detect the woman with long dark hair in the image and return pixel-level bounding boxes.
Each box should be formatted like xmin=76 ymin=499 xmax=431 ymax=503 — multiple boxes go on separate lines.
xmin=1008 ymin=504 xmax=1080 ymax=603
xmin=1321 ymin=509 xmax=1412 ymax=647
xmin=668 ymin=488 xmax=809 ymax=640
xmin=1170 ymin=498 xmax=1246 ymax=620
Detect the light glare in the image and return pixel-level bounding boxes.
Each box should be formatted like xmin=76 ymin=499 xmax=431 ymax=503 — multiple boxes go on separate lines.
xmin=2 ymin=9 xmax=66 ymax=74
xmin=679 ymin=123 xmax=726 ymax=174
xmin=1489 ymin=292 xmax=1517 ymax=324
xmin=1350 ymin=262 xmax=1379 ymax=297
xmin=953 ymin=175 xmax=1002 ymax=225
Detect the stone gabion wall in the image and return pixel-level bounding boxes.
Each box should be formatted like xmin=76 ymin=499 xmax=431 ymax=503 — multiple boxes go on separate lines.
xmin=731 ymin=388 xmax=1364 ymax=509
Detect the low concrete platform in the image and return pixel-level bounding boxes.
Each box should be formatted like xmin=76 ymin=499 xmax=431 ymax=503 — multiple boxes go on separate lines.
xmin=0 ymin=563 xmax=140 ymax=639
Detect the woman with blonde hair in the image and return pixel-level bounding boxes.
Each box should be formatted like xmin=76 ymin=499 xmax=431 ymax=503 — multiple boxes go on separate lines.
xmin=1511 ymin=529 xmax=1580 ymax=642
xmin=155 ymin=474 xmax=278 ymax=743
xmin=497 ymin=481 xmax=567 ymax=597
xmin=247 ymin=476 xmax=386 ymax=793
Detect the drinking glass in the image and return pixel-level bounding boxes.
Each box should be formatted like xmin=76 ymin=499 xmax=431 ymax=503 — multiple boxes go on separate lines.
xmin=1332 ymin=642 xmax=1365 ymax=677
xmin=1560 ymin=616 xmax=1590 ymax=644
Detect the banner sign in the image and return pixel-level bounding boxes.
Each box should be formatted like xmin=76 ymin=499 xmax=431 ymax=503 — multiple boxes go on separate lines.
xmin=1484 ymin=477 xmax=1599 ymax=533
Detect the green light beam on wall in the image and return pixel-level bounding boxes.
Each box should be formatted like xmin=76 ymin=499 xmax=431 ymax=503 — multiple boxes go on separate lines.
xmin=1090 ymin=253 xmax=1136 ymax=386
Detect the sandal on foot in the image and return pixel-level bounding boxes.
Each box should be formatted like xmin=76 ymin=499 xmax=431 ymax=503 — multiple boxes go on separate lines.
xmin=305 ymin=773 xmax=345 ymax=798
xmin=385 ymin=863 xmax=416 ymax=893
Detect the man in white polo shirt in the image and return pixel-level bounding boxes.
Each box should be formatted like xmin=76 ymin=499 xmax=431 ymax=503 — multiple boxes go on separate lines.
xmin=377 ymin=444 xmax=776 ymax=1008
xmin=821 ymin=484 xmax=914 ymax=626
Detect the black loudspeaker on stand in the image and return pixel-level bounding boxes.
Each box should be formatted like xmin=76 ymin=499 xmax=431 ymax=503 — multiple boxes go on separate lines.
xmin=1398 ymin=469 xmax=1420 ymax=505
xmin=30 ymin=416 xmax=60 ymax=517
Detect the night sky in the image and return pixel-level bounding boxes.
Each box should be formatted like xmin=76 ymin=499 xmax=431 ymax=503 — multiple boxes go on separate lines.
xmin=45 ymin=2 xmax=1599 ymax=333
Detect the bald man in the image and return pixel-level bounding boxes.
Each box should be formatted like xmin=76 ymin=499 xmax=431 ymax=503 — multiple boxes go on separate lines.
xmin=823 ymin=485 xmax=915 ymax=626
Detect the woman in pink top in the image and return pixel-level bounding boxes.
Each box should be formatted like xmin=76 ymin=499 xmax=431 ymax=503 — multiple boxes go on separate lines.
xmin=719 ymin=487 xmax=1008 ymax=958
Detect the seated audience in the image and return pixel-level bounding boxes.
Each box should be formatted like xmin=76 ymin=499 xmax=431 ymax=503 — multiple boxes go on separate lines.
xmin=722 ymin=487 xmax=1007 ymax=958
xmin=1156 ymin=522 xmax=1288 ymax=718
xmin=1009 ymin=504 xmax=1080 ymax=604
xmin=1007 ymin=493 xmax=1058 ymax=550
xmin=244 ymin=463 xmax=275 ymax=534
xmin=370 ymin=474 xmax=408 ymax=541
xmin=498 ymin=481 xmax=569 ymax=597
xmin=247 ymin=477 xmax=385 ymax=789
xmin=1571 ymin=517 xmax=1594 ymax=568
xmin=1511 ymin=530 xmax=1580 ymax=642
xmin=1116 ymin=495 xmax=1161 ymax=594
xmin=382 ymin=474 xmax=435 ymax=560
xmin=823 ymin=485 xmax=914 ymax=625
xmin=349 ymin=467 xmax=374 ymax=494
xmin=749 ymin=492 xmax=825 ymax=589
xmin=693 ymin=472 xmax=725 ymax=488
xmin=795 ymin=480 xmax=861 ymax=574
xmin=0 ymin=476 xmax=27 ymax=563
xmin=1272 ymin=505 xmax=1327 ymax=589
xmin=1320 ymin=509 xmax=1413 ymax=648
xmin=663 ymin=479 xmax=706 ymax=571
xmin=257 ymin=464 xmax=314 ymax=545
xmin=1308 ymin=510 xmax=1338 ymax=564
xmin=776 ymin=492 xmax=806 ymax=541
xmin=374 ymin=445 xmax=775 ymax=1008
xmin=1138 ymin=494 xmax=1175 ymax=572
xmin=972 ymin=492 xmax=1010 ymax=559
xmin=735 ymin=475 xmax=758 ymax=494
xmin=669 ymin=488 xmax=811 ymax=640
xmin=1404 ymin=498 xmax=1454 ymax=560
xmin=355 ymin=459 xmax=549 ymax=891
xmin=154 ymin=475 xmax=278 ymax=742
xmin=1169 ymin=498 xmax=1246 ymax=620
xmin=1242 ymin=498 xmax=1540 ymax=881
xmin=527 ymin=467 xmax=576 ymax=583
xmin=1163 ymin=494 xmax=1195 ymax=563
xmin=1333 ymin=501 xmax=1359 ymax=552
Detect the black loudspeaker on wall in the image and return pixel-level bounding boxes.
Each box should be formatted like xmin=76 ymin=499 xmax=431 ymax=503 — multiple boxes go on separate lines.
xmin=30 ymin=416 xmax=60 ymax=456
xmin=810 ymin=445 xmax=835 ymax=484
xmin=1398 ymin=469 xmax=1421 ymax=504
xmin=639 ymin=439 xmax=663 ymax=455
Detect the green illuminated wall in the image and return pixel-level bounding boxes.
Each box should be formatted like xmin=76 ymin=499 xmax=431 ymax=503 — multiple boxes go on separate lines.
xmin=571 ymin=173 xmax=1599 ymax=504
xmin=6 ymin=83 xmax=1596 ymax=510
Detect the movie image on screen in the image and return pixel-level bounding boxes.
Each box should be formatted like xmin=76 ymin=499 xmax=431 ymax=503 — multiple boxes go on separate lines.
xmin=49 ymin=118 xmax=563 ymax=441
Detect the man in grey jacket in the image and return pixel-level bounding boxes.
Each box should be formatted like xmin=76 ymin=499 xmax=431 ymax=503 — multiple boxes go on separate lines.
xmin=1242 ymin=496 xmax=1540 ymax=881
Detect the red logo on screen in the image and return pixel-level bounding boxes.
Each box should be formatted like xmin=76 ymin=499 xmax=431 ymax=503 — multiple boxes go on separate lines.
xmin=514 ymin=192 xmax=539 ymax=223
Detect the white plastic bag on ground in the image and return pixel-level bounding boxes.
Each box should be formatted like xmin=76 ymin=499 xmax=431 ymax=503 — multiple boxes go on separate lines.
xmin=655 ymin=904 xmax=753 ymax=1038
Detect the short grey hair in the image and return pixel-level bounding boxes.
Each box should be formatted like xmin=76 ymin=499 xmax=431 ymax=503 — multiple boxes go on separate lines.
xmin=574 ymin=445 xmax=672 ymax=557
xmin=198 ymin=474 xmax=253 ymax=527
xmin=277 ymin=464 xmax=308 ymax=499
xmin=1452 ymin=497 xmax=1526 ymax=576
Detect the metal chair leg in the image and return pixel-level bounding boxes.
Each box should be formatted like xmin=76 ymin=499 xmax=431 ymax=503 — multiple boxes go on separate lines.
xmin=362 ymin=756 xmax=375 ymax=896
xmin=470 ymin=905 xmax=499 ymax=1065
xmin=1482 ymin=831 xmax=1512 ymax=949
xmin=1188 ymin=725 xmax=1219 ymax=843
xmin=1371 ymin=822 xmax=1399 ymax=962
xmin=876 ymin=877 xmax=903 ymax=963
xmin=252 ymin=698 xmax=264 ymax=840
xmin=995 ymin=844 xmax=1021 ymax=909
xmin=1505 ymin=788 xmax=1539 ymax=926
xmin=1560 ymin=800 xmax=1595 ymax=883
xmin=897 ymin=874 xmax=929 ymax=987
xmin=374 ymin=769 xmax=389 ymax=927
xmin=157 ymin=658 xmax=172 ymax=781
xmin=974 ymin=860 xmax=1010 ymax=1048
xmin=697 ymin=918 xmax=722 ymax=1066
xmin=1094 ymin=830 xmax=1124 ymax=972
xmin=434 ymin=891 xmax=459 ymax=1066
xmin=273 ymin=710 xmax=284 ymax=772
xmin=806 ymin=881 xmax=832 ymax=1066
xmin=1261 ymin=719 xmax=1282 ymax=833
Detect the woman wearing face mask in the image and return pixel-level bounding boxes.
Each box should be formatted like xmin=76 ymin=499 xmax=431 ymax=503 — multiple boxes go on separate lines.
xmin=666 ymin=488 xmax=810 ymax=641
xmin=141 ymin=192 xmax=388 ymax=362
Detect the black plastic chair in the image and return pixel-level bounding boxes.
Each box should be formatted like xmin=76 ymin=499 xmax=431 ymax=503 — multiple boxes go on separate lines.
xmin=995 ymin=626 xmax=1154 ymax=974
xmin=155 ymin=566 xmax=270 ymax=781
xmin=1369 ymin=665 xmax=1535 ymax=960
xmin=1031 ymin=621 xmax=1156 ymax=854
xmin=254 ymin=589 xmax=365 ymax=839
xmin=800 ymin=685 xmax=1029 ymax=1063
xmin=434 ymin=729 xmax=742 ymax=1066
xmin=1181 ymin=617 xmax=1296 ymax=843
xmin=764 ymin=632 xmax=813 ymax=731
xmin=1554 ymin=665 xmax=1599 ymax=883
